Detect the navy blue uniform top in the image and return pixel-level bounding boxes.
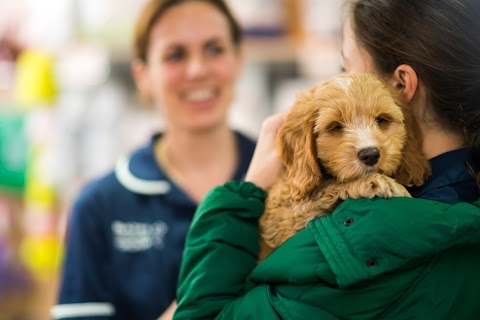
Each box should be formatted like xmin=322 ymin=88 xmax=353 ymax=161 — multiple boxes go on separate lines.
xmin=407 ymin=148 xmax=480 ymax=204
xmin=53 ymin=132 xmax=256 ymax=320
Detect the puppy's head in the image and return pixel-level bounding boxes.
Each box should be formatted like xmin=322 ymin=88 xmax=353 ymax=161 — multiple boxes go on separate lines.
xmin=278 ymin=73 xmax=430 ymax=200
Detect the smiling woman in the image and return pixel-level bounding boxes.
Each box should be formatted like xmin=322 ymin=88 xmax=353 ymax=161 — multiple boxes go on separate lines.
xmin=51 ymin=1 xmax=256 ymax=320
xmin=132 ymin=0 xmax=243 ymax=133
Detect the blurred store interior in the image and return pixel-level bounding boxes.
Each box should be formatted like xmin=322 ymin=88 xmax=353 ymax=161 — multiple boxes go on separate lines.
xmin=0 ymin=0 xmax=342 ymax=319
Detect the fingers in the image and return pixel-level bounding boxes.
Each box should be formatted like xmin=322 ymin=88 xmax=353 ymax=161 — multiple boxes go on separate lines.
xmin=261 ymin=111 xmax=286 ymax=136
xmin=245 ymin=112 xmax=286 ymax=190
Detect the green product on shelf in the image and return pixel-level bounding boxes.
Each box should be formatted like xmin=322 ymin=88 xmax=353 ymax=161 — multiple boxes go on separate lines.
xmin=0 ymin=110 xmax=28 ymax=194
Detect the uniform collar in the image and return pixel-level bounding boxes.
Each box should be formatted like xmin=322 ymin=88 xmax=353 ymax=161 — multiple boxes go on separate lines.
xmin=115 ymin=132 xmax=255 ymax=196
xmin=115 ymin=134 xmax=171 ymax=195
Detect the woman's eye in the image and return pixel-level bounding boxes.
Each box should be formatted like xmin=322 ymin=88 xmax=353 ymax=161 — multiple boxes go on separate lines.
xmin=205 ymin=44 xmax=224 ymax=57
xmin=165 ymin=49 xmax=185 ymax=62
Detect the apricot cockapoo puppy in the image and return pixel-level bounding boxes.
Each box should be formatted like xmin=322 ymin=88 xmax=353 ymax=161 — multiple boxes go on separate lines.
xmin=258 ymin=73 xmax=431 ymax=262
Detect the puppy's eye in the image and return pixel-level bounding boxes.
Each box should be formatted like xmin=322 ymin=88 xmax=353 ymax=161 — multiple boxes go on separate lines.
xmin=327 ymin=122 xmax=344 ymax=132
xmin=376 ymin=116 xmax=390 ymax=125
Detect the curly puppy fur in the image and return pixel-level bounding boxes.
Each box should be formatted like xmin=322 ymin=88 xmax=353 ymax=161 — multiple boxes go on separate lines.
xmin=258 ymin=73 xmax=431 ymax=262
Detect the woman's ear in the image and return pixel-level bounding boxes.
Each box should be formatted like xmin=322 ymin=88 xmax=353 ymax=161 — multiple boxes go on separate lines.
xmin=131 ymin=59 xmax=152 ymax=99
xmin=389 ymin=64 xmax=418 ymax=102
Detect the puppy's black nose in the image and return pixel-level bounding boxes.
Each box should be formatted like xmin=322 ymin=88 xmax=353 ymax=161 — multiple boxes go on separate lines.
xmin=358 ymin=147 xmax=380 ymax=166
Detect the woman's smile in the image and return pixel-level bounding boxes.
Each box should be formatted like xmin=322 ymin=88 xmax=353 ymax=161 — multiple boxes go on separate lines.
xmin=182 ymin=88 xmax=218 ymax=108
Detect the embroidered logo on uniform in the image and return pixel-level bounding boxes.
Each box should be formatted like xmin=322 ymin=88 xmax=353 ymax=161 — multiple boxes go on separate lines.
xmin=111 ymin=220 xmax=168 ymax=252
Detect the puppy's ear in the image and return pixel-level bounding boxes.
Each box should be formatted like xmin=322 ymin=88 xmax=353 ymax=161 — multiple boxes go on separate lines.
xmin=395 ymin=97 xmax=431 ymax=186
xmin=278 ymin=89 xmax=322 ymax=200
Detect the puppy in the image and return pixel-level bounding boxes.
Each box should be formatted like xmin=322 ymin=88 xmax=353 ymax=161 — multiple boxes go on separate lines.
xmin=258 ymin=73 xmax=431 ymax=262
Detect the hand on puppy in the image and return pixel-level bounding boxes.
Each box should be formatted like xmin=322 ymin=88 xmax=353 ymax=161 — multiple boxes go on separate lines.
xmin=245 ymin=112 xmax=286 ymax=191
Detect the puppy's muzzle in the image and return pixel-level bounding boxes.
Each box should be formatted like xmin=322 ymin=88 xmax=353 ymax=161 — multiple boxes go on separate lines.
xmin=358 ymin=147 xmax=380 ymax=166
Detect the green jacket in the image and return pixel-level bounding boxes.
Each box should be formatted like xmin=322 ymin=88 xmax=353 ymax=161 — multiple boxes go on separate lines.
xmin=174 ymin=181 xmax=480 ymax=320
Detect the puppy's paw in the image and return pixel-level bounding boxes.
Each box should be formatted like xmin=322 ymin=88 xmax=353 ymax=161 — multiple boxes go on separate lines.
xmin=343 ymin=174 xmax=411 ymax=199
xmin=368 ymin=174 xmax=411 ymax=198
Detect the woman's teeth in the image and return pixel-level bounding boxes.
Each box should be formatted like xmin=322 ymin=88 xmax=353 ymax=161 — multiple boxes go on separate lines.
xmin=185 ymin=89 xmax=215 ymax=101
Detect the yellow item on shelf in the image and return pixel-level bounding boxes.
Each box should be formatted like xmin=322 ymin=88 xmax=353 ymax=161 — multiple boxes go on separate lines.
xmin=13 ymin=49 xmax=58 ymax=107
xmin=20 ymin=234 xmax=63 ymax=279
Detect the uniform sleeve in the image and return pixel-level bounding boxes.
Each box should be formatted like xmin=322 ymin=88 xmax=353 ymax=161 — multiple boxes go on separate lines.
xmin=52 ymin=188 xmax=115 ymax=320
xmin=174 ymin=181 xmax=267 ymax=320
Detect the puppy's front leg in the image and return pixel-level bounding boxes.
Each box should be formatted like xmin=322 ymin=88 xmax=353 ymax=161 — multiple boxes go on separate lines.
xmin=339 ymin=174 xmax=411 ymax=199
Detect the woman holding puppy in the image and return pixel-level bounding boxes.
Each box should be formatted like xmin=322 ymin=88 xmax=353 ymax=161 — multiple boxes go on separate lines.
xmin=52 ymin=0 xmax=255 ymax=319
xmin=174 ymin=0 xmax=480 ymax=319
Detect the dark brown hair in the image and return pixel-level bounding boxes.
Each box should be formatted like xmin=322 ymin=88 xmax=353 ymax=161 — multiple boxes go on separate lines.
xmin=133 ymin=0 xmax=243 ymax=63
xmin=347 ymin=0 xmax=480 ymax=160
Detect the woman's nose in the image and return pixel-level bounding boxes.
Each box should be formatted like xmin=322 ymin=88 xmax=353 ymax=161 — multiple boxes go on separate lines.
xmin=186 ymin=56 xmax=208 ymax=79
